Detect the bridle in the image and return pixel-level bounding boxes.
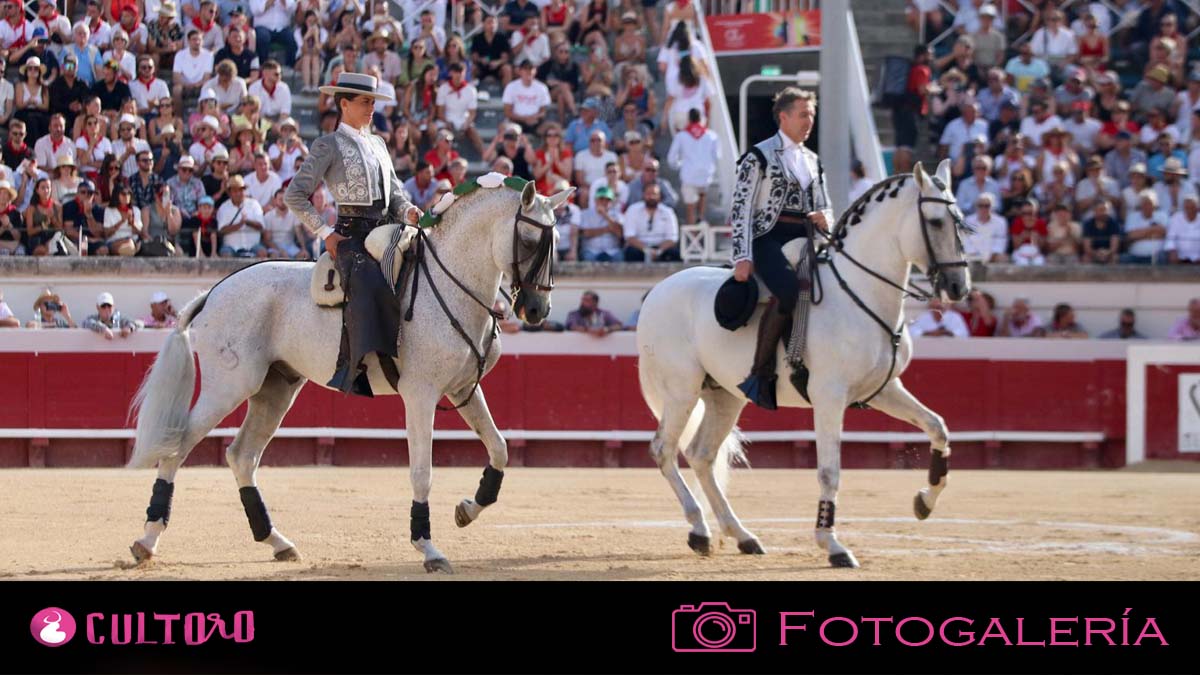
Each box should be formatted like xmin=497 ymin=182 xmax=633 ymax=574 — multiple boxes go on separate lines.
xmin=814 ymin=175 xmax=968 ymax=407
xmin=510 ymin=202 xmax=557 ymax=299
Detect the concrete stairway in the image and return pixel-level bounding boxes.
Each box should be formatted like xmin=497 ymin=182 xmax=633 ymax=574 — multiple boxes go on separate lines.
xmin=851 ymin=0 xmax=921 ymax=151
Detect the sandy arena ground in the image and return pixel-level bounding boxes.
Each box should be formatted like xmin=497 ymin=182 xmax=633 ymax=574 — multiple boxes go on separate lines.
xmin=1 ymin=466 xmax=1198 ymax=581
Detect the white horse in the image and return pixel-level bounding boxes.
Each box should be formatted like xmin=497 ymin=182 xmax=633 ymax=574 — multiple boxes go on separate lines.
xmin=636 ymin=161 xmax=971 ymax=568
xmin=127 ymin=178 xmax=572 ymax=574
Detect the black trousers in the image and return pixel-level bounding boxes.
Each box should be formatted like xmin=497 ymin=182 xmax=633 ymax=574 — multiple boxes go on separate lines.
xmin=327 ymin=235 xmax=403 ymax=397
xmin=751 ymin=219 xmax=811 ymax=315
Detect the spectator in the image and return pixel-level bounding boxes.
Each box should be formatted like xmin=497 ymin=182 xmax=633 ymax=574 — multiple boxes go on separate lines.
xmin=588 ymin=162 xmax=627 ymax=213
xmin=27 ymin=289 xmax=76 ymax=328
xmin=129 ymin=149 xmax=162 ymax=209
xmin=483 ymin=126 xmax=536 ymax=181
xmin=1123 ymin=189 xmax=1169 ymax=264
xmin=446 ymin=158 xmax=468 ymax=188
xmin=112 ymin=114 xmax=150 ymax=178
xmin=892 ymin=45 xmax=933 ymax=151
xmin=82 ymin=291 xmax=139 ymax=339
xmin=294 ymin=10 xmax=326 ymax=94
xmin=1174 ymin=72 xmax=1200 ymax=141
xmin=188 ymin=115 xmax=223 ymax=173
xmin=166 ymin=155 xmax=205 ymax=219
xmin=533 ymin=123 xmax=573 ymax=195
xmin=250 ymin=0 xmax=296 ymax=67
xmin=964 ymin=193 xmax=1007 ymax=262
xmin=574 ymin=0 xmax=611 ymax=51
xmin=939 ymin=102 xmax=988 ymax=163
xmin=1168 ymin=298 xmax=1200 ymax=340
xmin=203 ymin=59 xmax=247 ymax=116
xmin=23 ymin=177 xmax=63 ymax=256
xmin=403 ymin=161 xmax=438 ymax=211
xmin=1074 ymin=156 xmax=1119 ymax=217
xmin=413 ymin=9 xmax=447 ymax=57
xmin=996 ymin=297 xmax=1045 ymax=337
xmin=244 ymin=151 xmax=281 ymax=208
xmin=173 ymin=29 xmax=214 ymax=111
xmin=1019 ymin=100 xmax=1063 ymax=153
xmin=577 ymin=186 xmax=622 ymax=261
xmin=33 ymin=114 xmax=70 ymax=171
xmin=625 ymin=160 xmax=679 ymax=212
xmin=51 ymin=154 xmax=82 ymax=205
xmin=146 ymin=3 xmax=184 ymax=70
xmin=566 ymin=290 xmax=623 ymax=335
xmin=909 ymin=297 xmax=969 ymax=337
xmin=214 ymin=24 xmax=259 ymax=83
xmin=1005 ymin=42 xmax=1050 ymax=94
xmin=1045 ymin=203 xmax=1082 ymax=264
xmin=3 ymin=119 xmax=32 ymax=172
xmin=1010 ymin=199 xmax=1046 ymax=265
xmin=549 ymin=178 xmax=579 ymax=261
xmin=65 ymin=22 xmax=103 ymax=88
xmin=0 ymin=290 xmax=18 ymax=327
xmin=182 ymin=194 xmax=218 ymax=256
xmin=141 ymin=291 xmax=178 ymax=328
xmin=1063 ymin=102 xmax=1102 ymax=157
xmin=1154 ymin=158 xmax=1196 ymax=216
xmin=137 ymin=182 xmax=180 ymax=255
xmin=1045 ymin=303 xmax=1088 ymax=338
xmin=491 ymin=156 xmax=514 ymax=177
xmin=538 ymin=41 xmax=580 ymax=122
xmin=622 ymin=183 xmax=679 ymax=262
xmin=14 ymin=56 xmax=51 ymax=144
xmin=191 ymin=1 xmax=224 ymax=52
xmin=848 ymin=161 xmax=873 ymax=204
xmin=1165 ymin=194 xmax=1200 ymax=264
xmin=1099 ymin=308 xmax=1147 ymax=339
xmin=1082 ymin=200 xmax=1121 ymax=264
xmin=511 ymin=17 xmax=550 ymax=68
xmin=435 ymin=63 xmax=482 ymax=154
xmin=471 ymin=14 xmax=513 ymax=87
xmin=424 ymin=129 xmax=459 ymax=182
xmin=956 ymin=155 xmax=1000 ymax=215
xmin=62 ymin=179 xmax=104 ymax=253
xmin=668 ymin=108 xmax=719 ymax=225
xmin=503 ymin=60 xmax=551 ymax=131
xmin=1034 ymin=161 xmax=1075 ymax=214
xmin=1129 ymin=67 xmax=1175 ymax=121
xmin=1104 ymin=132 xmax=1146 ymax=189
xmin=573 ymin=130 xmax=617 ymax=206
xmin=263 ymin=188 xmax=305 ymax=259
xmin=50 ymin=56 xmax=90 ymax=132
xmin=101 ymin=28 xmax=135 ymax=81
xmin=102 ymin=184 xmax=142 ymax=255
xmin=976 ymin=68 xmax=1019 ymax=123
xmin=564 ymin=98 xmax=611 ymax=154
xmin=267 ymin=117 xmax=306 ymax=183
xmin=216 ymin=174 xmax=266 ymax=257
xmin=964 ymin=289 xmax=997 ymax=337
xmin=1141 ymin=112 xmax=1178 ymax=155
xmin=970 ymin=4 xmax=1005 ymax=70
xmin=662 ymin=54 xmax=713 ymax=137
xmin=1092 ymin=72 xmax=1122 ymax=124
xmin=247 ymin=60 xmax=291 ymax=122
xmin=1097 ymin=101 xmax=1140 ymax=152
xmin=129 ymin=56 xmax=171 ymax=117
xmin=1074 ymin=9 xmax=1108 ymax=81
xmin=0 ymin=179 xmax=22 ymax=255
xmin=1054 ymin=70 xmax=1093 ymax=111
xmin=1028 ymin=8 xmax=1076 ymax=73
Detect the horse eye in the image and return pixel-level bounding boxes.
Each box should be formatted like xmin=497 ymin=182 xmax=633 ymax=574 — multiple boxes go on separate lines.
xmin=929 ymin=218 xmax=944 ymax=228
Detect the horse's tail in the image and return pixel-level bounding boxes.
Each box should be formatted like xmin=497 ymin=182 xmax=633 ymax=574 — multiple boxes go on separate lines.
xmin=127 ymin=291 xmax=209 ymax=469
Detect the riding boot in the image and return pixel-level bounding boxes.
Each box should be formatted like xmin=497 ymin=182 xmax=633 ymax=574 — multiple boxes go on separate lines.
xmin=738 ymin=298 xmax=790 ymax=410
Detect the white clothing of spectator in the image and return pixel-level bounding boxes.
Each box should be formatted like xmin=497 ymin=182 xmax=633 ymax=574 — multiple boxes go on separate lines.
xmin=574 ymin=143 xmax=618 ymax=188
xmin=501 ymin=77 xmax=552 ymax=120
xmin=174 ymin=43 xmax=215 ymax=87
xmin=623 ymin=200 xmax=679 ymax=249
xmin=909 ymin=304 xmax=970 ymax=337
xmin=963 ymin=199 xmax=1008 ymax=262
xmin=1165 ymin=197 xmax=1200 ymax=262
xmin=667 ymin=121 xmax=721 ymax=200
xmin=216 ymin=195 xmax=266 ymax=251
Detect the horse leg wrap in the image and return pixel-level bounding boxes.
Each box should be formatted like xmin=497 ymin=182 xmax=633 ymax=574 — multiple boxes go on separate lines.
xmin=410 ymin=501 xmax=431 ymax=542
xmin=928 ymin=449 xmax=949 ymax=486
xmin=145 ymin=478 xmax=175 ymax=526
xmin=816 ymin=500 xmax=836 ymax=529
xmin=474 ymin=466 xmax=504 ymax=507
xmin=239 ymin=487 xmax=273 ymax=542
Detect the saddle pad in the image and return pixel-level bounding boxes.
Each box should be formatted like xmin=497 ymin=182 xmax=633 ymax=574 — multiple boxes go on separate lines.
xmin=308 ymin=224 xmax=419 ymax=307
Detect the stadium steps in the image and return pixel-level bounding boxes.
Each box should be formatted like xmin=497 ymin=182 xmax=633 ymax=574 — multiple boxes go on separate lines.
xmin=852 ymin=0 xmax=920 ymax=153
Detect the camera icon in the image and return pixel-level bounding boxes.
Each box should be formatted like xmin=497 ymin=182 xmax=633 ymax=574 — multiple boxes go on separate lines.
xmin=671 ymin=602 xmax=756 ymax=653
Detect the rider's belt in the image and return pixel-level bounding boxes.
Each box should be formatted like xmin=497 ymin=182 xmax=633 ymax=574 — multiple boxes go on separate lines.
xmin=335 ymin=216 xmax=387 ymax=238
xmin=776 ymin=210 xmax=812 ymax=231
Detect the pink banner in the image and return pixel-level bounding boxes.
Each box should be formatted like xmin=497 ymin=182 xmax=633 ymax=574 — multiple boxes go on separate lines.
xmin=705 ymin=11 xmax=822 ymax=53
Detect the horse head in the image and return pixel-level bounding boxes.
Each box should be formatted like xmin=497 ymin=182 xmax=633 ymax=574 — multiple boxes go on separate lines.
xmin=501 ymin=181 xmax=574 ymax=325
xmin=908 ymin=160 xmax=972 ymax=302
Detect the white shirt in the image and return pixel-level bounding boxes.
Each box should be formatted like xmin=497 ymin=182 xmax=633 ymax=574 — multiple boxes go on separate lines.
xmin=248 ymin=80 xmax=293 ymax=119
xmin=337 ymin=123 xmax=384 ymax=204
xmin=848 ymin=177 xmax=873 ymax=203
xmin=0 ymin=17 xmax=36 ymax=49
xmin=250 ymin=0 xmax=297 ymax=32
xmin=268 ymin=140 xmax=305 ymax=182
xmin=502 ymin=79 xmax=552 ymax=118
xmin=1172 ymin=89 xmax=1200 ymax=139
xmin=129 ymin=77 xmax=172 ymax=113
xmin=34 ymin=135 xmax=73 ymax=170
xmin=76 ymin=135 xmax=113 ymax=166
xmin=0 ymin=300 xmax=13 ymax=322
xmin=574 ymin=149 xmax=617 ymax=187
xmin=86 ymin=19 xmax=112 ymax=49
xmin=1018 ymin=115 xmax=1063 ymax=149
xmin=101 ymin=49 xmax=137 ymax=81
xmin=667 ymin=79 xmax=714 ymax=123
xmin=657 ymin=42 xmax=710 ymax=94
xmin=372 ymin=80 xmax=397 ymax=114
xmin=939 ymin=117 xmax=989 ymax=161
xmin=202 ymin=76 xmax=248 ymax=114
xmin=1139 ymin=124 xmax=1177 ymax=148
xmin=623 ymin=201 xmax=679 ymax=248
xmin=1124 ymin=209 xmax=1169 ymax=257
xmin=1154 ymin=181 xmax=1198 ymax=217
xmin=777 ymin=131 xmax=813 ymax=188
xmin=217 ymin=197 xmax=266 ymax=251
xmin=264 ymin=206 xmax=301 ymax=250
xmin=189 ymin=139 xmax=224 ymax=167
xmin=33 ymin=14 xmax=72 ymax=43
xmin=511 ymin=30 xmax=550 ymax=67
xmin=112 ymin=137 xmax=151 ymax=177
xmin=963 ymin=211 xmax=1008 ymax=261
xmin=103 ymin=206 xmax=141 ymax=241
xmin=1029 ymin=27 xmax=1077 ymax=60
xmin=910 ymin=309 xmax=969 ymax=337
xmin=588 ymin=179 xmax=629 ymax=210
xmin=1063 ymin=116 xmax=1102 ymax=154
xmin=1165 ymin=210 xmax=1200 ymax=261
xmin=174 ymin=48 xmax=215 ymax=86
xmin=244 ymin=170 xmax=283 ymax=208
xmin=436 ymin=81 xmax=478 ymax=129
xmin=667 ymin=127 xmax=720 ymax=188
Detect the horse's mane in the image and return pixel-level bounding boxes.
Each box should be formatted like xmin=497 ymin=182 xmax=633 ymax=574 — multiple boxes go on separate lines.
xmin=419 ymin=174 xmax=526 ymax=229
xmin=833 ymin=174 xmax=912 ymax=237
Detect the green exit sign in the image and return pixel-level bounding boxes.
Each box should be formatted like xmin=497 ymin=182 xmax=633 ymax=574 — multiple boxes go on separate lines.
xmin=761 ymin=65 xmax=782 ymax=76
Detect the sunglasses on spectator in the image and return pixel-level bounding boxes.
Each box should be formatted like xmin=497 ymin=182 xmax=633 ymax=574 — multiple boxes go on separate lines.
xmin=99 ymin=303 xmax=113 ymax=308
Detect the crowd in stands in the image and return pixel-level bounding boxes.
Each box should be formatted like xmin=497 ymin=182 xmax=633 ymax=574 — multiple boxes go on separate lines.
xmin=896 ymin=1 xmax=1200 ymax=266
xmin=0 ymin=0 xmax=721 ymax=262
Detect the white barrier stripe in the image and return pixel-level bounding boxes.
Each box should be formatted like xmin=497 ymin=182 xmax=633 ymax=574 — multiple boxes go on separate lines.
xmin=0 ymin=428 xmax=1105 ymax=442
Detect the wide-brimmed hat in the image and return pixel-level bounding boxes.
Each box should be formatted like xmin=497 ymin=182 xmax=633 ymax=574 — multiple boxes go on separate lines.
xmin=0 ymin=180 xmax=18 ymax=200
xmin=158 ymin=0 xmax=177 ymax=16
xmin=1147 ymin=65 xmax=1170 ymax=84
xmin=277 ymin=116 xmax=298 ymax=131
xmin=226 ymin=175 xmax=246 ymax=190
xmin=1129 ymin=162 xmax=1148 ymax=175
xmin=319 ymin=72 xmax=394 ymax=102
xmin=176 ymin=155 xmax=196 ymax=169
xmin=55 ymin=153 xmax=76 ymax=168
xmin=232 ymin=118 xmax=263 ymax=142
xmin=369 ymin=28 xmax=391 ymax=43
xmin=19 ymin=56 xmax=46 ymax=76
xmin=714 ymin=276 xmax=759 ymax=331
xmin=1163 ymin=157 xmax=1188 ymax=176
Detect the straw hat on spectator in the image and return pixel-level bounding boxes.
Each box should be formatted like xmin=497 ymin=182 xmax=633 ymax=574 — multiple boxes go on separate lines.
xmin=176 ymin=155 xmax=196 ymax=170
xmin=232 ymin=118 xmax=263 ymax=144
xmin=1085 ymin=155 xmax=1104 ymax=171
xmin=19 ymin=56 xmax=46 ymax=77
xmin=369 ymin=28 xmax=391 ymax=46
xmin=1162 ymin=157 xmax=1188 ymax=177
xmin=55 ymin=153 xmax=76 ymax=170
xmin=34 ymin=289 xmax=61 ymax=311
xmin=158 ymin=1 xmax=177 ymax=17
xmin=1146 ymin=65 xmax=1170 ymax=85
xmin=278 ymin=116 xmax=298 ymax=132
xmin=210 ymin=144 xmax=230 ymax=161
xmin=0 ymin=180 xmax=17 ymax=201
xmin=1129 ymin=162 xmax=1148 ymax=176
xmin=226 ymin=175 xmax=247 ymax=191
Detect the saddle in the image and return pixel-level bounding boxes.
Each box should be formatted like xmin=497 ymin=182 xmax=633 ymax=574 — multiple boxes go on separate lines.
xmin=310 ymin=224 xmax=419 ymax=307
xmin=714 ymin=238 xmax=811 ymax=324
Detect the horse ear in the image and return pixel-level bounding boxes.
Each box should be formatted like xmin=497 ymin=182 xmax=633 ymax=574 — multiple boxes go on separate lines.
xmin=547 ymin=186 xmax=576 ymax=210
xmin=912 ymin=162 xmax=928 ymax=190
xmin=935 ymin=159 xmax=952 ymax=188
xmin=521 ymin=180 xmax=537 ymax=210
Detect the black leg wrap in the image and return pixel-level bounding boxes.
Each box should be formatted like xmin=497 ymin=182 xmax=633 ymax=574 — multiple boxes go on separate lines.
xmin=410 ymin=500 xmax=431 ymax=542
xmin=928 ymin=449 xmax=949 ymax=486
xmin=239 ymin=486 xmax=274 ymax=542
xmin=145 ymin=478 xmax=174 ymax=526
xmin=474 ymin=465 xmax=504 ymax=507
xmin=816 ymin=500 xmax=835 ymax=529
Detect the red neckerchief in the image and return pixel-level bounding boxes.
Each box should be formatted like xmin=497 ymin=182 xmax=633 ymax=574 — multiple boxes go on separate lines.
xmin=421 ymin=84 xmax=434 ymax=110
xmin=448 ymin=78 xmax=468 ymax=93
xmin=7 ymin=140 xmax=26 ymax=154
xmin=200 ymin=137 xmax=218 ymax=150
xmin=629 ymin=83 xmax=644 ymax=98
xmin=117 ymin=203 xmax=131 ymax=213
xmin=675 ymin=0 xmax=689 ymax=8
xmin=50 ymin=135 xmax=65 ymax=155
xmin=37 ymin=196 xmax=53 ymax=209
xmin=261 ymin=81 xmax=277 ymax=98
xmin=137 ymin=73 xmax=154 ymax=86
xmin=89 ymin=17 xmax=102 ymax=34
xmin=192 ymin=16 xmax=213 ymax=33
xmin=686 ymin=122 xmax=707 ymax=139
xmin=7 ymin=12 xmax=27 ymax=49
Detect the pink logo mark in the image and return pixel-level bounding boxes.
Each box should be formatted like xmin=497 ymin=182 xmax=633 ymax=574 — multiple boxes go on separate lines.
xmin=31 ymin=607 xmax=77 ymax=647
xmin=672 ymin=602 xmax=756 ymax=653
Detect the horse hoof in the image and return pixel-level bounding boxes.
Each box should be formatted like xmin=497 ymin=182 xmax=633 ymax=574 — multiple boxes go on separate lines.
xmin=687 ymin=532 xmax=712 ymax=556
xmin=273 ymin=547 xmax=302 ymax=562
xmin=454 ymin=500 xmax=475 ymax=528
xmin=913 ymin=492 xmax=932 ymax=520
xmin=130 ymin=542 xmax=153 ymax=564
xmin=737 ymin=539 xmax=765 ymax=555
xmin=424 ymin=558 xmax=454 ymax=574
xmin=829 ymin=552 xmax=860 ymax=568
